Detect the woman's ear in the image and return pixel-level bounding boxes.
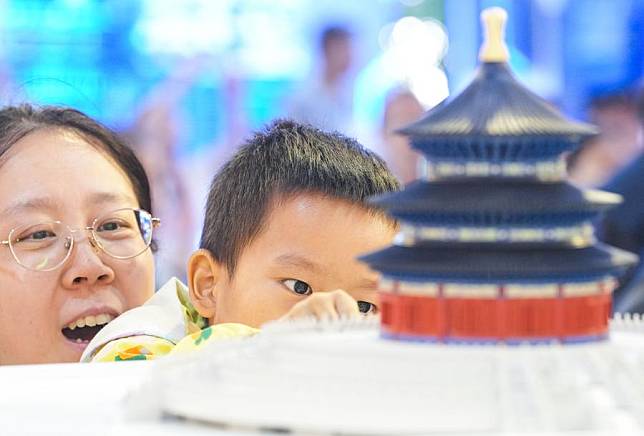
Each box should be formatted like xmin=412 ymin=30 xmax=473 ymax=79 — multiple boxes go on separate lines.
xmin=187 ymin=249 xmax=223 ymax=319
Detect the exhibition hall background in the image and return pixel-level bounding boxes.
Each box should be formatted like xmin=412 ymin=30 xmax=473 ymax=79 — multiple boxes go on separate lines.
xmin=1 ymin=0 xmax=642 ymax=282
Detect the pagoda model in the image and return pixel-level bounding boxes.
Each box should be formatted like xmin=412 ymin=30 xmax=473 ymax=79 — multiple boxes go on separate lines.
xmin=362 ymin=8 xmax=638 ymax=343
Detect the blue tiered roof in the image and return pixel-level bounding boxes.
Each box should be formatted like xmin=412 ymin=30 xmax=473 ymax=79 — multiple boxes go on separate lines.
xmin=364 ymin=7 xmax=637 ymax=343
xmin=399 ymin=63 xmax=597 ymax=160
xmin=364 ymin=177 xmax=635 ymax=282
xmin=373 ymin=180 xmax=621 ymax=226
xmin=361 ymin=10 xmax=637 ymax=285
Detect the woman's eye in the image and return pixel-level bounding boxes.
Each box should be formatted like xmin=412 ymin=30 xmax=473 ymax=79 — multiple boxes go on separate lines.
xmin=97 ymin=221 xmax=122 ymax=232
xmin=33 ymin=230 xmax=55 ymax=240
xmin=19 ymin=230 xmax=56 ymax=242
xmin=357 ymin=301 xmax=378 ymax=315
xmin=282 ymin=279 xmax=312 ymax=296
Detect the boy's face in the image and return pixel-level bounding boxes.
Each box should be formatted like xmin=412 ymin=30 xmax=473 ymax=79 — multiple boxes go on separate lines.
xmin=190 ymin=193 xmax=396 ymax=328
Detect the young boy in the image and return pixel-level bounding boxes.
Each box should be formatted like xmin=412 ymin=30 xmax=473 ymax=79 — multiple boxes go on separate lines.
xmin=82 ymin=120 xmax=399 ymax=362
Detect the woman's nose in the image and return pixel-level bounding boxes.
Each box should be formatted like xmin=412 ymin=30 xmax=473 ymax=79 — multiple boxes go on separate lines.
xmin=61 ymin=236 xmax=115 ymax=289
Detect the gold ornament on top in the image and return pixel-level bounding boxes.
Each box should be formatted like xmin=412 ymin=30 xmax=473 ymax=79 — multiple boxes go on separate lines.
xmin=478 ymin=7 xmax=509 ymax=63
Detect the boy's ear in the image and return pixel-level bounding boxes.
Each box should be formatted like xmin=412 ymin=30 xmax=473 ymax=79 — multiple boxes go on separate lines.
xmin=187 ymin=249 xmax=223 ymax=319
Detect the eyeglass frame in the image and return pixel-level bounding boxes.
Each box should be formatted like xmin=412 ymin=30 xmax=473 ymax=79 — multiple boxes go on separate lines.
xmin=0 ymin=207 xmax=160 ymax=272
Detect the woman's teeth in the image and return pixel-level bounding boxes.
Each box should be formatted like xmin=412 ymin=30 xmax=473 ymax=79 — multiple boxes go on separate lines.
xmin=62 ymin=313 xmax=116 ymax=344
xmin=66 ymin=313 xmax=114 ymax=331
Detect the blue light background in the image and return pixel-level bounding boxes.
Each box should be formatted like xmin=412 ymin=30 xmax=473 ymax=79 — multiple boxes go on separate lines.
xmin=0 ymin=0 xmax=642 ymax=155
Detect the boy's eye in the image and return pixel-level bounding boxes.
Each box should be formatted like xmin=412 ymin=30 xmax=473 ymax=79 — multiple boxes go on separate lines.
xmin=282 ymin=279 xmax=312 ymax=296
xmin=357 ymin=301 xmax=378 ymax=315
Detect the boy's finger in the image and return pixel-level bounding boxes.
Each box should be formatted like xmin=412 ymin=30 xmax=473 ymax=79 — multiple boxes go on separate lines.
xmin=331 ymin=289 xmax=360 ymax=317
xmin=280 ymin=290 xmax=361 ymax=323
xmin=311 ymin=294 xmax=340 ymax=321
xmin=282 ymin=293 xmax=337 ymax=321
xmin=283 ymin=303 xmax=309 ymax=320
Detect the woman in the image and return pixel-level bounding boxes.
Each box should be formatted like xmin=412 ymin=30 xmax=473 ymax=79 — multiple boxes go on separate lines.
xmin=0 ymin=104 xmax=157 ymax=364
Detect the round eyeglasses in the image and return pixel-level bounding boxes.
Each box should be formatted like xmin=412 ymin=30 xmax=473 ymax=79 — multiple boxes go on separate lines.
xmin=0 ymin=208 xmax=160 ymax=272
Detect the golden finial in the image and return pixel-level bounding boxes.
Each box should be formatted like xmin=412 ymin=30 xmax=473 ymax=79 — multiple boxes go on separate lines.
xmin=478 ymin=7 xmax=509 ymax=63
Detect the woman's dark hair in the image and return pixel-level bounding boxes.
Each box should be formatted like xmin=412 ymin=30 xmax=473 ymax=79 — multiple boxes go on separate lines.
xmin=0 ymin=104 xmax=153 ymax=216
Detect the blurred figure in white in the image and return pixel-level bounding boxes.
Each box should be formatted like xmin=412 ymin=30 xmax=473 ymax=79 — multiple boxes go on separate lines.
xmin=374 ymin=87 xmax=425 ymax=185
xmin=288 ymin=25 xmax=356 ymax=135
xmin=353 ymin=16 xmax=448 ymax=182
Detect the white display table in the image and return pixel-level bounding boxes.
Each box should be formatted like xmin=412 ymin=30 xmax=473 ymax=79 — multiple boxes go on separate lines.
xmin=1 ymin=317 xmax=642 ymax=436
xmin=0 ymin=361 xmax=256 ymax=436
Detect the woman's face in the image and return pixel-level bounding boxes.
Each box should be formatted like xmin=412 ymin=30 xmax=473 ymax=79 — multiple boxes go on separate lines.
xmin=0 ymin=129 xmax=155 ymax=364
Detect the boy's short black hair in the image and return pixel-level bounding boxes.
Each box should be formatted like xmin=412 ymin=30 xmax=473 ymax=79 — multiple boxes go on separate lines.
xmin=200 ymin=119 xmax=400 ymax=275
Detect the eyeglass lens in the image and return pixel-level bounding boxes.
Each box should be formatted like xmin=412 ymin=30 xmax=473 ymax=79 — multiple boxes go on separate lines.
xmin=92 ymin=208 xmax=153 ymax=259
xmin=9 ymin=209 xmax=154 ymax=271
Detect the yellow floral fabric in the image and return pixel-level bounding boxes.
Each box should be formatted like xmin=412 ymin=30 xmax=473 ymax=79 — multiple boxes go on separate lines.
xmin=172 ymin=323 xmax=259 ymax=355
xmin=92 ymin=335 xmax=175 ymax=362
xmin=88 ymin=279 xmax=258 ymax=362
xmin=91 ymin=324 xmax=259 ymax=362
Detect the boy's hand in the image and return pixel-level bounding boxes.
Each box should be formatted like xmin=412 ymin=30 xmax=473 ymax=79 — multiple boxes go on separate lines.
xmin=280 ymin=289 xmax=361 ymax=322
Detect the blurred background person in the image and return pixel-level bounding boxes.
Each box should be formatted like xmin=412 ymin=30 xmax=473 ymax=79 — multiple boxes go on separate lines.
xmin=179 ymin=72 xmax=252 ymax=256
xmin=0 ymin=63 xmax=12 ymax=101
xmin=287 ymin=25 xmax=356 ymax=135
xmin=568 ymin=89 xmax=643 ymax=187
xmin=374 ymin=87 xmax=425 ymax=184
xmin=123 ymin=59 xmax=204 ymax=283
xmin=597 ymin=85 xmax=644 ymax=313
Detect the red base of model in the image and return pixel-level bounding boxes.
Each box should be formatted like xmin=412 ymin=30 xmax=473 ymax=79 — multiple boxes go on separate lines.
xmin=380 ymin=291 xmax=612 ymax=342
